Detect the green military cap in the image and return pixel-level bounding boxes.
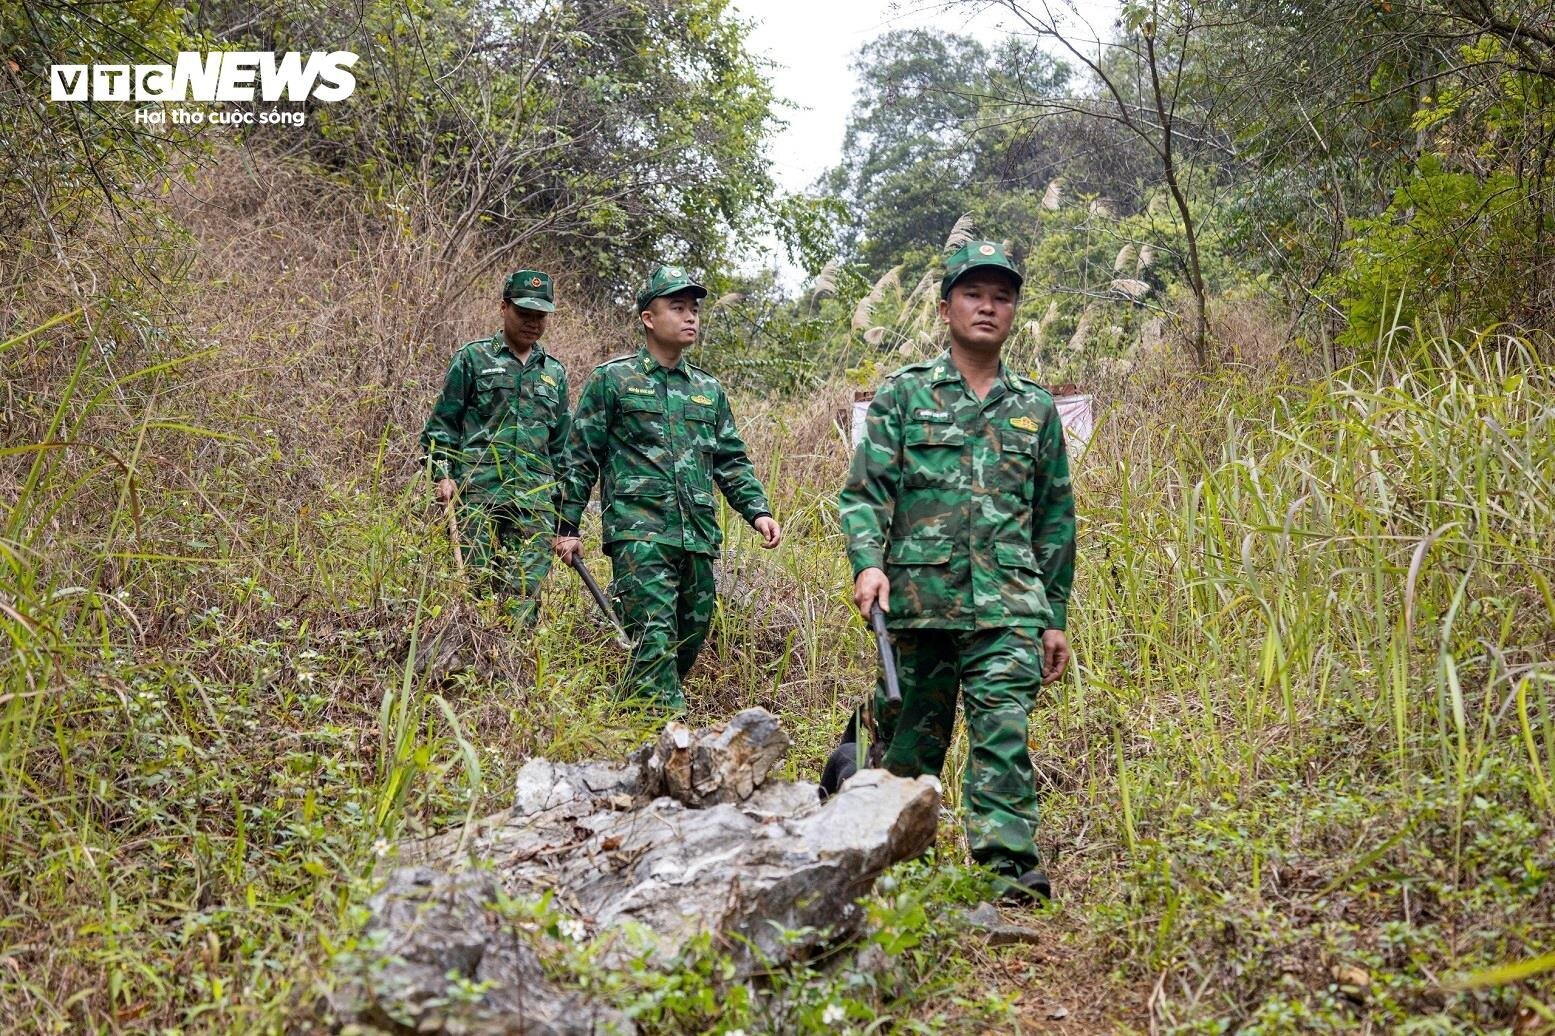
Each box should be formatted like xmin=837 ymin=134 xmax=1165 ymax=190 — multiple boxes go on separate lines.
xmin=503 ymin=269 xmax=555 ymax=312
xmin=941 ymin=240 xmax=1024 ymax=298
xmin=635 ymin=264 xmax=707 ymax=312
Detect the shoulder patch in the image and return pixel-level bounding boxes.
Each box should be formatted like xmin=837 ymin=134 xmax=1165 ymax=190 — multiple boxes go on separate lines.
xmin=886 ymin=359 xmax=936 ymax=382
xmin=1009 ymin=415 xmax=1039 ymax=432
xmin=597 ymin=353 xmax=636 ymax=369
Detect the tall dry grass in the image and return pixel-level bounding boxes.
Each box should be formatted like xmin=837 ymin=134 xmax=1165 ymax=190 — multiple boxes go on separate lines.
xmin=4 ymin=146 xmax=1555 ymax=1032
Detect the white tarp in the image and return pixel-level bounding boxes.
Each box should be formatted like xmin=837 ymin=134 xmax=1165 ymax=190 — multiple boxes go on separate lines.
xmin=1054 ymin=393 xmax=1094 ymax=452
xmin=850 ymin=397 xmax=871 ymax=448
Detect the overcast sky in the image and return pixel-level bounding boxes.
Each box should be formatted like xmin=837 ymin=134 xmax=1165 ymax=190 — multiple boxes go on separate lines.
xmin=735 ymin=0 xmax=1122 ymax=196
xmin=730 ymin=0 xmax=1120 ymax=278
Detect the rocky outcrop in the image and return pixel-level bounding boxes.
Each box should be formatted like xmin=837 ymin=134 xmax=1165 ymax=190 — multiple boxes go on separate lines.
xmin=333 ymin=709 xmax=941 ymax=1033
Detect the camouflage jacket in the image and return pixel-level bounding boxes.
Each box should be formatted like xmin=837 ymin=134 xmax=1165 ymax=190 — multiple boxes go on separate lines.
xmin=419 ymin=334 xmax=570 ymax=510
xmin=839 ymin=350 xmax=1075 ymax=631
xmin=557 ymin=346 xmax=771 ymax=555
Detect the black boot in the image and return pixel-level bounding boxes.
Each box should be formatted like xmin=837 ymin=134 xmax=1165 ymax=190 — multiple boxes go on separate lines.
xmin=819 ymin=710 xmax=869 ymax=800
xmin=818 ymin=740 xmax=859 ymax=800
xmin=997 ymin=869 xmax=1052 ymax=904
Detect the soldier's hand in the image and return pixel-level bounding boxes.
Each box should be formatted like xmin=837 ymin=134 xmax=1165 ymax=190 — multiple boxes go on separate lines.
xmin=1041 ymin=629 xmax=1070 ymax=685
xmin=553 ymin=536 xmax=582 ymax=564
xmin=853 ymin=567 xmax=890 ymax=617
xmin=434 ymin=478 xmax=457 ymax=504
xmin=753 ymin=515 xmax=782 ymax=549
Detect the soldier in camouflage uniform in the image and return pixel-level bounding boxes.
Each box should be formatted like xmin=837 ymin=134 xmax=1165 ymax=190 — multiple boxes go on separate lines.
xmin=553 ymin=265 xmax=781 ymax=712
xmin=839 ymin=240 xmax=1075 ymax=902
xmin=420 ymin=270 xmax=570 ymax=627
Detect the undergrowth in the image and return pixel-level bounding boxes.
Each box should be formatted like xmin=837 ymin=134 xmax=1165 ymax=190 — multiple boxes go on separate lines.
xmin=3 ymin=158 xmax=1554 ymax=1033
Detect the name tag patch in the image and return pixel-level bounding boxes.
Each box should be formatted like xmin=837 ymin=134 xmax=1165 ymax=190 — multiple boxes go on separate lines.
xmin=479 ymin=366 xmax=506 ymax=375
xmin=626 ymin=386 xmax=655 ymax=396
xmin=915 ymin=408 xmax=951 ymax=422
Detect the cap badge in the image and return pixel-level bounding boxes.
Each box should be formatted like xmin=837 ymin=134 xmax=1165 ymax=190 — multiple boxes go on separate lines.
xmin=978 ymin=244 xmax=996 ymax=255
xmin=529 ymin=276 xmax=543 ymax=287
xmin=668 ymin=267 xmax=682 ymax=277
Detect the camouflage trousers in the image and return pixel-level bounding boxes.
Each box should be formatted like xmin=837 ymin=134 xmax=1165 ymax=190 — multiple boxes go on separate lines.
xmin=606 ymin=540 xmax=716 ymax=712
xmin=874 ymin=626 xmax=1045 ymax=876
xmin=455 ymin=500 xmax=553 ymax=627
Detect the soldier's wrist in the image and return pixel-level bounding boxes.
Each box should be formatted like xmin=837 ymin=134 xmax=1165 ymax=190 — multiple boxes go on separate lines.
xmin=849 ymin=552 xmax=885 ymax=579
xmin=1046 ymin=603 xmax=1068 ymax=630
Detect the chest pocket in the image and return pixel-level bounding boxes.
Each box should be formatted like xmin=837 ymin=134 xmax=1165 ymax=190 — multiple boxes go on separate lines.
xmin=994 ymin=426 xmax=1038 ymax=498
xmin=683 ymin=403 xmax=717 ymax=450
xmin=618 ymin=392 xmax=665 ymax=441
xmin=902 ymin=421 xmax=966 ymax=488
xmin=474 ymin=369 xmax=516 ymax=423
xmin=529 ymin=382 xmax=560 ymax=417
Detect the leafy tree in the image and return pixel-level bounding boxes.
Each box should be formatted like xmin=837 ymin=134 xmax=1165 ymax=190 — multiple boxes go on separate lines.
xmin=1194 ymin=0 xmax=1555 ymax=351
xmin=1 ymin=0 xmax=202 ymax=283
xmin=191 ymin=0 xmax=791 ymax=291
xmin=821 ymin=29 xmax=1069 ymax=271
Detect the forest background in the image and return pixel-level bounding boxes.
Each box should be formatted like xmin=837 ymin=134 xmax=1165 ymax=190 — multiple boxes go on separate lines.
xmin=3 ymin=0 xmax=1555 ymax=1031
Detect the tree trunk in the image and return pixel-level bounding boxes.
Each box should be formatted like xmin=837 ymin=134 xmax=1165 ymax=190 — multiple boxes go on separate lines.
xmin=1145 ymin=25 xmax=1210 ymax=368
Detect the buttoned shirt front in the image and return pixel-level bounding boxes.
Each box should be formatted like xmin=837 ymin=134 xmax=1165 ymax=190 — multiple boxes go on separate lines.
xmin=557 ymin=346 xmax=770 ymax=555
xmin=419 ymin=334 xmax=570 ymax=510
xmin=839 ymin=350 xmax=1075 ymax=630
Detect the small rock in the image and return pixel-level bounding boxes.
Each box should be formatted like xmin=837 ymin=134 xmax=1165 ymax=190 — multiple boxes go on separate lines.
xmin=956 ymin=901 xmax=1043 ymax=947
xmin=1331 ymin=963 xmax=1371 ymax=996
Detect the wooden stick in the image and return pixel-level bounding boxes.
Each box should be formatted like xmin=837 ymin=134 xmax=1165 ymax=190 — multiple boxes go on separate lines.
xmin=443 ymin=496 xmax=464 ymax=576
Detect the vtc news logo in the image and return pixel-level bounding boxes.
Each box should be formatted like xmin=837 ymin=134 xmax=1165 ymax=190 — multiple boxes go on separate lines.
xmin=49 ymin=51 xmax=358 ymax=102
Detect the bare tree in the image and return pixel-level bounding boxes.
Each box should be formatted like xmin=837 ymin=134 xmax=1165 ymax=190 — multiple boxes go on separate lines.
xmin=969 ymin=0 xmax=1228 ymax=367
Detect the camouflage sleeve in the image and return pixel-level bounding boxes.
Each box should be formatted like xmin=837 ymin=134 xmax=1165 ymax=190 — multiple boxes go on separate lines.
xmin=711 ymin=392 xmax=772 ymax=525
xmin=548 ymin=364 xmax=572 ymax=511
xmin=1032 ymin=408 xmax=1076 ymax=629
xmin=419 ymin=347 xmax=470 ymax=482
xmin=556 ymin=368 xmax=608 ymax=537
xmin=837 ymin=381 xmax=901 ymax=578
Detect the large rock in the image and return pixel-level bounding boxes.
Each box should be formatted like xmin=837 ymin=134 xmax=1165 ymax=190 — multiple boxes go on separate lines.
xmin=335 ymin=710 xmax=939 ymax=1031
xmin=332 ymin=867 xmax=633 ymax=1035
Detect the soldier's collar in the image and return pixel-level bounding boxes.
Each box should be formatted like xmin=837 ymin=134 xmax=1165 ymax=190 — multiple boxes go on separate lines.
xmin=936 ymin=349 xmax=1030 ymax=393
xmin=929 ymin=351 xmax=958 ymax=384
xmin=496 ymin=332 xmax=546 ymax=363
xmin=636 ymin=344 xmax=687 ymax=374
xmin=1001 ymin=365 xmax=1033 ymax=393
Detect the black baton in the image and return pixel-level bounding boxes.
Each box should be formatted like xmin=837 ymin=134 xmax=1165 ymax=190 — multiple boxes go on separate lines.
xmin=568 ymin=554 xmax=631 ymax=650
xmin=870 ymin=602 xmax=901 ymax=705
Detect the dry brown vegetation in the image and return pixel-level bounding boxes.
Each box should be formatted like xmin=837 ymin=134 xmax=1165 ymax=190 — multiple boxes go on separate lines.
xmin=5 ymin=149 xmax=1555 ymax=1032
